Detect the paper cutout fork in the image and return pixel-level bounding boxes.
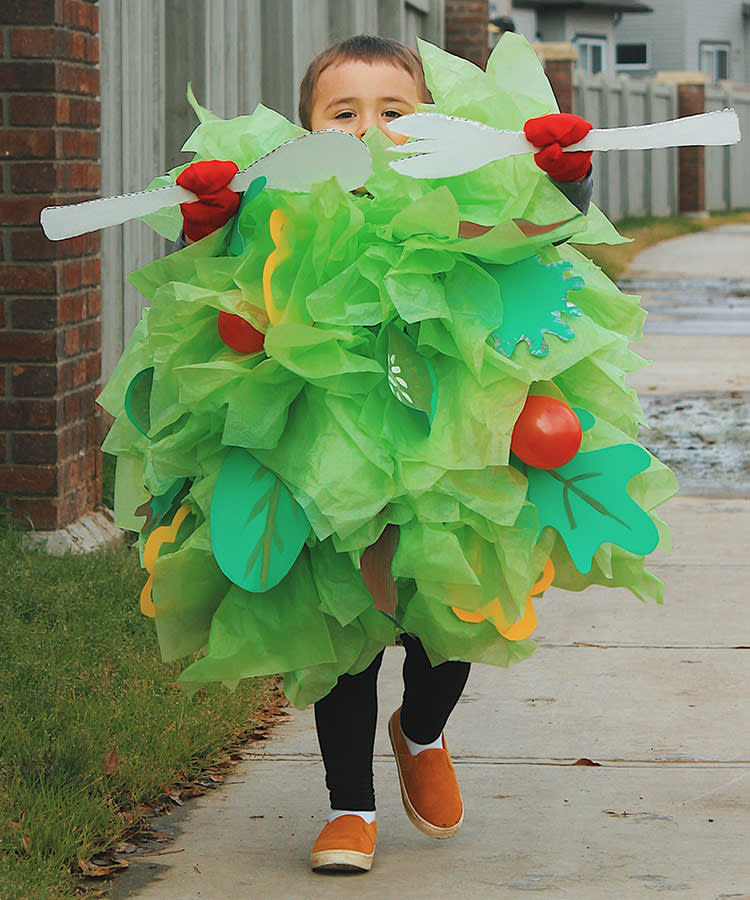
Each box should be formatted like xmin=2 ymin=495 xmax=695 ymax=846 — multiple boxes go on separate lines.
xmin=40 ymin=129 xmax=372 ymax=241
xmin=388 ymin=108 xmax=741 ymax=178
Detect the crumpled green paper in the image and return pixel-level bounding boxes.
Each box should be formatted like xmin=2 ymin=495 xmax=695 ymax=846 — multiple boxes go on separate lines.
xmin=100 ymin=33 xmax=676 ymax=708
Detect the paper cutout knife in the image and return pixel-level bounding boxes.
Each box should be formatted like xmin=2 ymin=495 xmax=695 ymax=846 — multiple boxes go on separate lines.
xmin=40 ymin=129 xmax=373 ymax=241
xmin=387 ymin=108 xmax=741 ymax=178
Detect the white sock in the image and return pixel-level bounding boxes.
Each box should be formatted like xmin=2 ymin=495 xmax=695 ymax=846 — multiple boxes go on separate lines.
xmin=401 ymin=722 xmax=443 ymax=756
xmin=328 ymin=809 xmax=376 ymax=824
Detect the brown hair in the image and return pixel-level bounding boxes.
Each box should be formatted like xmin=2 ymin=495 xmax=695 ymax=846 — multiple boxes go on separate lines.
xmin=298 ymin=34 xmax=432 ymax=130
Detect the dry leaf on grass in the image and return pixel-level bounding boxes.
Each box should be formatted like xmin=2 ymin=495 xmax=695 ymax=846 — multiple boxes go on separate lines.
xmin=178 ymin=785 xmax=207 ymax=800
xmin=102 ymin=748 xmax=118 ymax=775
xmin=114 ymin=842 xmax=139 ymax=854
xmin=77 ymin=853 xmax=129 ymax=877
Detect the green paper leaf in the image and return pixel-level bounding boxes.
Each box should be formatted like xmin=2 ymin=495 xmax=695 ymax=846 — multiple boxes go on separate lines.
xmin=124 ymin=367 xmax=154 ymax=437
xmin=210 ymin=448 xmax=310 ymax=592
xmin=485 ymin=256 xmax=585 ymax=357
xmin=386 ymin=324 xmax=438 ymax=433
xmin=135 ymin=478 xmax=189 ymax=535
xmin=485 ymin=33 xmax=559 ymax=115
xmin=186 ymin=82 xmax=222 ymax=123
xmin=526 ymin=444 xmax=660 ymax=574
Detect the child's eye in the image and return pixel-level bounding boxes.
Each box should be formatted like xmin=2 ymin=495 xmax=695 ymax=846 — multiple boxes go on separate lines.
xmin=335 ymin=111 xmax=355 ymax=120
xmin=383 ymin=110 xmax=402 ymax=119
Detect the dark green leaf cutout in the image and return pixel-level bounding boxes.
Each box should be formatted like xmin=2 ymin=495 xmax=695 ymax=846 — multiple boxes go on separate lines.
xmin=484 ymin=256 xmax=585 ymax=358
xmin=135 ymin=477 xmax=189 ymax=535
xmin=387 ymin=324 xmax=438 ymax=434
xmin=124 ymin=367 xmax=154 ymax=437
xmin=525 ymin=444 xmax=659 ymax=574
xmin=228 ymin=175 xmax=268 ymax=256
xmin=210 ymin=447 xmax=310 ymax=592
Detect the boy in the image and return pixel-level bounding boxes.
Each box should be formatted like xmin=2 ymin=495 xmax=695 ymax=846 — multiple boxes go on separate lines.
xmin=175 ymin=35 xmax=594 ymax=873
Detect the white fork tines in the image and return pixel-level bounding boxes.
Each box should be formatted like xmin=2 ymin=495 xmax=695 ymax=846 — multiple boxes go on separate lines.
xmin=40 ymin=129 xmax=372 ymax=241
xmin=387 ymin=109 xmax=741 ymax=179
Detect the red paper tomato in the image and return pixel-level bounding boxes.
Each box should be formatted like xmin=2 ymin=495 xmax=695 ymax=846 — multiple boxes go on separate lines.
xmin=511 ymin=394 xmax=582 ymax=469
xmin=217 ymin=311 xmax=265 ymax=354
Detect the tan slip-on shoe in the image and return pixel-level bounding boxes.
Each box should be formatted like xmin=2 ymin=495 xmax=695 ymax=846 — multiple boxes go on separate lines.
xmin=388 ymin=707 xmax=464 ymax=839
xmin=310 ymin=815 xmax=377 ymax=872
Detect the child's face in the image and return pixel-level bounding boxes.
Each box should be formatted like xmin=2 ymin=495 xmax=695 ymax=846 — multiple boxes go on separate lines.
xmin=309 ymin=59 xmax=421 ymax=145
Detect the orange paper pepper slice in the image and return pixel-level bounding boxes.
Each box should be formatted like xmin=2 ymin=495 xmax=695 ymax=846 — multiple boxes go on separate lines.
xmin=451 ymin=558 xmax=555 ymax=641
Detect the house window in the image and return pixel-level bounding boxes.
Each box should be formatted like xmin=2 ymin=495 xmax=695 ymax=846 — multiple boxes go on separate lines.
xmin=616 ymin=42 xmax=648 ymax=70
xmin=699 ymin=41 xmax=731 ymax=81
xmin=575 ymin=36 xmax=607 ymax=74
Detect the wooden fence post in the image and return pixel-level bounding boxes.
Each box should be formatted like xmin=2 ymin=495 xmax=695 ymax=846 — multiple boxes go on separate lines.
xmin=657 ymin=72 xmax=708 ymax=215
xmin=534 ymin=43 xmax=577 ymax=114
xmin=0 ymin=1 xmax=104 ymax=532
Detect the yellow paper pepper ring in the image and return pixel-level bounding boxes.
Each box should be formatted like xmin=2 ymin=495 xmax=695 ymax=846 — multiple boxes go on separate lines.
xmin=139 ymin=504 xmax=192 ymax=618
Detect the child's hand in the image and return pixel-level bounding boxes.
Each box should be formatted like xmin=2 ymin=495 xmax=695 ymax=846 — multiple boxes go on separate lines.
xmin=176 ymin=159 xmax=242 ymax=242
xmin=523 ymin=113 xmax=593 ymax=182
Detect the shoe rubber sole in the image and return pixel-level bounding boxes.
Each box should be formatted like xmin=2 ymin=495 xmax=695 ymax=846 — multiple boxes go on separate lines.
xmin=311 ymin=848 xmax=374 ymax=872
xmin=388 ymin=715 xmax=464 ymax=840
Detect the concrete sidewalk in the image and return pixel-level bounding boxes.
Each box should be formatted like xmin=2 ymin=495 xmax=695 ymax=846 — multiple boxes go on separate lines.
xmin=112 ymin=226 xmax=750 ymax=899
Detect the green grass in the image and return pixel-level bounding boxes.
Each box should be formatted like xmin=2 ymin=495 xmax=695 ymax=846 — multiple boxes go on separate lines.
xmin=576 ymin=209 xmax=750 ymax=281
xmin=0 ymin=522 xmax=278 ymax=900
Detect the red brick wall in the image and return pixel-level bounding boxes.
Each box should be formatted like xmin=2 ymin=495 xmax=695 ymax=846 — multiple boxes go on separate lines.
xmin=0 ymin=0 xmax=102 ymax=530
xmin=445 ymin=0 xmax=489 ymax=69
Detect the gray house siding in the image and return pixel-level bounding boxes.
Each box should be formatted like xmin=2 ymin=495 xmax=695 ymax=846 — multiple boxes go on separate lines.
xmin=684 ymin=1 xmax=746 ymax=79
xmin=616 ymin=0 xmax=749 ymax=83
xmin=515 ymin=7 xmax=624 ymax=72
xmin=531 ymin=9 xmax=616 ymax=45
xmin=616 ymin=0 xmax=685 ymax=77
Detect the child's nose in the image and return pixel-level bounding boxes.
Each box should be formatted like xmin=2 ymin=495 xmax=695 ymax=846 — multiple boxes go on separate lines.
xmin=358 ymin=113 xmax=377 ymax=138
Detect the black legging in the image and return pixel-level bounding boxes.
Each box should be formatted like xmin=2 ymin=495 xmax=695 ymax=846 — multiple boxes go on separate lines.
xmin=313 ymin=634 xmax=471 ymax=810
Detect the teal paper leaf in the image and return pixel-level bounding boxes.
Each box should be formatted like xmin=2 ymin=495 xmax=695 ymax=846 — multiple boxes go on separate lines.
xmin=525 ymin=444 xmax=659 ymax=574
xmin=485 ymin=256 xmax=585 ymax=358
xmin=572 ymin=407 xmax=595 ymax=432
xmin=210 ymin=448 xmax=310 ymax=592
xmin=387 ymin=324 xmax=438 ymax=434
xmin=124 ymin=367 xmax=154 ymax=437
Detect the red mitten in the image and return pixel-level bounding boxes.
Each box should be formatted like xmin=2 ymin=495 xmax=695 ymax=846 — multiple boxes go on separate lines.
xmin=523 ymin=113 xmax=593 ymax=182
xmin=176 ymin=159 xmax=241 ymax=241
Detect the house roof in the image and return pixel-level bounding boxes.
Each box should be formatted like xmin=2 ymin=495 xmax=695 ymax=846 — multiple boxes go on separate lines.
xmin=513 ymin=0 xmax=653 ymax=11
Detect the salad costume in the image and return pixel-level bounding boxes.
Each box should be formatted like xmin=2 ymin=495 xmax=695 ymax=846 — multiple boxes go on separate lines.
xmin=99 ymin=35 xmax=677 ymax=710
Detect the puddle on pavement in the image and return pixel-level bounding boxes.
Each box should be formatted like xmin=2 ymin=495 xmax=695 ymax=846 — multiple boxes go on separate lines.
xmin=639 ymin=392 xmax=750 ymax=496
xmin=621 ymin=277 xmax=750 ymax=336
